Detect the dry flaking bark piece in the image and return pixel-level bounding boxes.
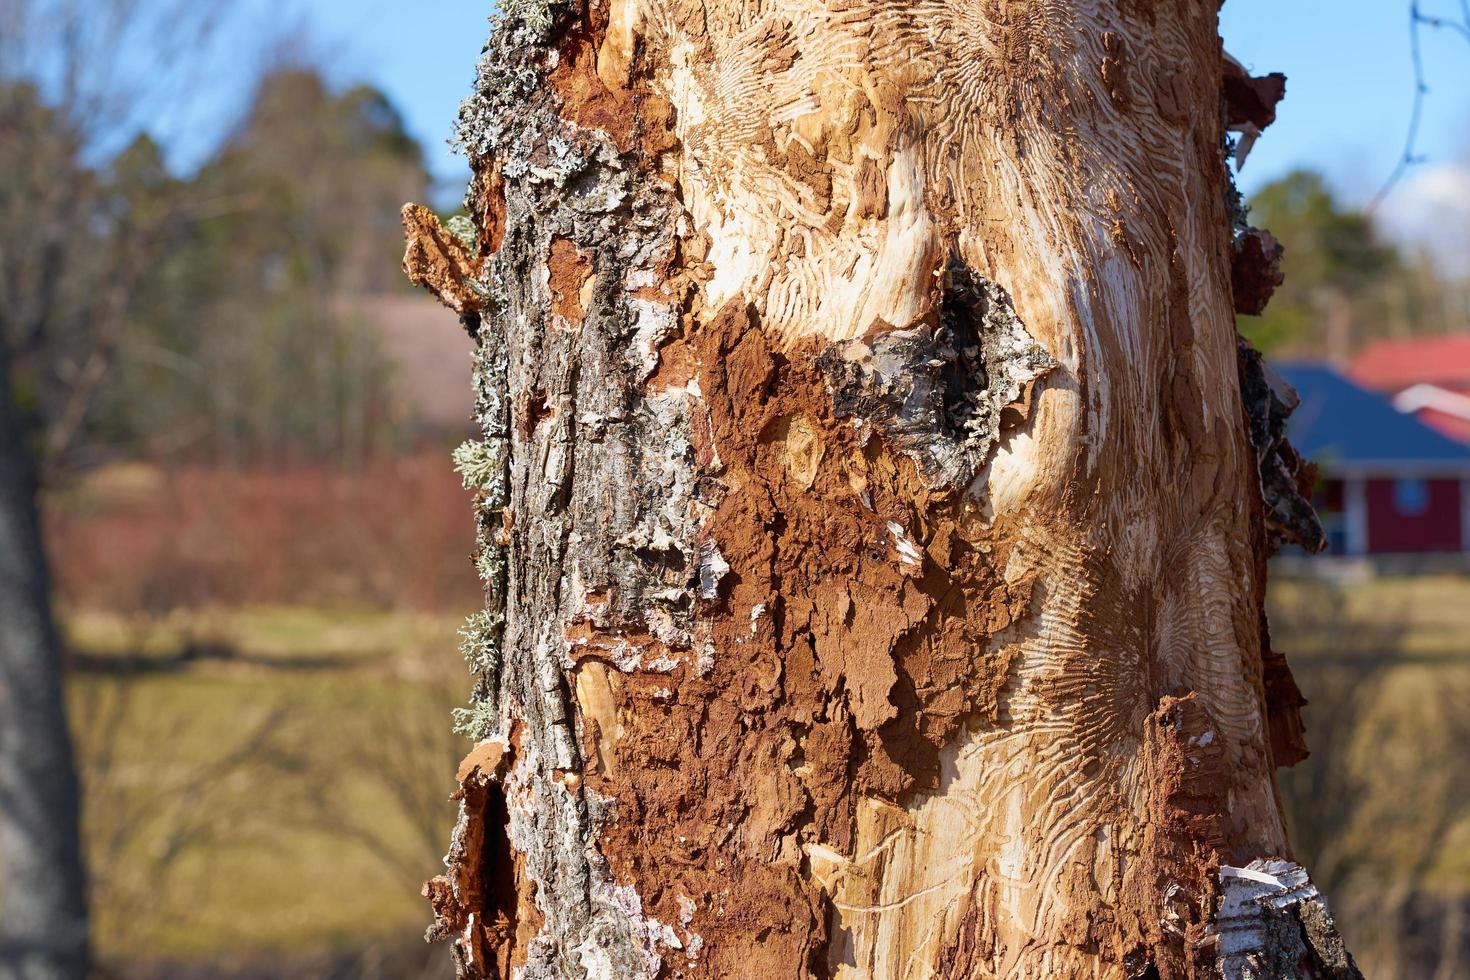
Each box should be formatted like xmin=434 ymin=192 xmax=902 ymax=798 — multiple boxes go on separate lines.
xmin=401 ymin=203 xmax=485 ymax=316
xmin=1221 ymin=58 xmax=1288 ymax=309
xmin=546 ymin=236 xmax=594 ymax=329
xmin=1231 ymin=228 xmax=1285 ymax=317
xmin=1222 ymin=56 xmax=1287 ymax=132
xmin=456 ymin=738 xmax=508 ymax=784
xmin=424 ymin=754 xmax=522 ymax=979
xmin=1216 ymin=860 xmax=1363 ymax=980
xmin=1222 ymin=53 xmax=1286 ymax=169
xmin=1237 ymin=337 xmax=1327 ymax=555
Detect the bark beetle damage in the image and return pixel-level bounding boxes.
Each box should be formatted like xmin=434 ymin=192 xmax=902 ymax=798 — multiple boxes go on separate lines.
xmin=418 ymin=0 xmax=1343 ymax=975
xmin=574 ymin=297 xmax=1038 ymax=976
xmin=818 ymin=260 xmax=1056 ymax=492
xmin=1131 ymin=696 xmax=1359 ymax=980
xmin=1134 ymin=694 xmax=1228 ymax=978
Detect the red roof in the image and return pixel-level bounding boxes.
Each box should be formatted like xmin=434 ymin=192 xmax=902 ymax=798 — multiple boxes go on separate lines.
xmin=1415 ymin=407 xmax=1470 ymax=445
xmin=1350 ymin=334 xmax=1470 ymax=393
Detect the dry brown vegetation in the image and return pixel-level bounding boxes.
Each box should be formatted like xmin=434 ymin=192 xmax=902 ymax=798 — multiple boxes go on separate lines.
xmin=46 ymin=454 xmax=479 ymax=614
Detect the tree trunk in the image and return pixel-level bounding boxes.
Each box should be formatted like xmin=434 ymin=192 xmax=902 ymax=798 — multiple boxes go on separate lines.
xmin=410 ymin=1 xmax=1359 ymax=977
xmin=0 ymin=340 xmax=90 ymax=980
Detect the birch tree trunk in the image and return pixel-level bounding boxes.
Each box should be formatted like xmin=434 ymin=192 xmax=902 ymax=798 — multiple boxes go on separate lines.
xmin=0 ymin=339 xmax=90 ymax=980
xmin=408 ymin=1 xmax=1360 ymax=977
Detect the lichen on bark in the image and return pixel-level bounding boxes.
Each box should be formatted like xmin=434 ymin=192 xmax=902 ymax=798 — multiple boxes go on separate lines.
xmin=423 ymin=0 xmax=716 ymax=973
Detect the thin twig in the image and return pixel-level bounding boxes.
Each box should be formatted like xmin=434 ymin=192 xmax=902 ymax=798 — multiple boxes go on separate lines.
xmin=1368 ymin=3 xmax=1430 ymax=214
xmin=1368 ymin=0 xmax=1470 ymax=213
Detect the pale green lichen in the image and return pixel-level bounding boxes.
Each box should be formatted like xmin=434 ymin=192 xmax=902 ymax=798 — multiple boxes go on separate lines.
xmin=496 ymin=0 xmax=564 ymax=46
xmin=446 ymin=214 xmax=479 ymax=254
xmin=452 ymin=0 xmax=570 ymax=163
xmin=459 ymin=609 xmax=505 ymax=674
xmin=451 ymin=340 xmax=511 ymax=740
xmin=475 ymin=544 xmax=503 ymax=585
xmin=451 ymin=702 xmax=499 ymax=740
xmin=453 ymin=438 xmax=500 ymax=491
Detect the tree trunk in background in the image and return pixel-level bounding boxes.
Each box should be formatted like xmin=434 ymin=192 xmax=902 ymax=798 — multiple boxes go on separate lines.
xmin=0 ymin=341 xmax=89 ymax=980
xmin=410 ymin=1 xmax=1359 ymax=977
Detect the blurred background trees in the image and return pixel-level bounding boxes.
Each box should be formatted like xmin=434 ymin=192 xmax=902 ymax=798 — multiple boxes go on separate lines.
xmin=2 ymin=0 xmax=439 ymax=475
xmin=100 ymin=69 xmax=431 ymax=467
xmin=28 ymin=68 xmax=433 ymax=470
xmin=1 ymin=3 xmax=461 ymax=976
xmin=1239 ymin=167 xmax=1470 ymax=359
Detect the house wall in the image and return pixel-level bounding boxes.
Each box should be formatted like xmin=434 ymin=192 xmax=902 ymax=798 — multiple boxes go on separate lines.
xmin=1313 ymin=478 xmax=1348 ymax=554
xmin=1365 ymin=477 xmax=1464 ymax=554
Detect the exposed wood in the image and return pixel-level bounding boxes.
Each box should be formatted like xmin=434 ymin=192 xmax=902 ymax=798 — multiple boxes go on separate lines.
xmin=402 ymin=204 xmax=488 ymax=317
xmin=413 ymin=1 xmax=1359 ymax=977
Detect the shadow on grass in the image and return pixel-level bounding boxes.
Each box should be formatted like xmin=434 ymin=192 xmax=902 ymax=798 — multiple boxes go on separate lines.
xmin=70 ymin=641 xmax=387 ymax=675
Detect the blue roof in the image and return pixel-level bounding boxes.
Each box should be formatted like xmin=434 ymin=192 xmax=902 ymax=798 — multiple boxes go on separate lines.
xmin=1274 ymin=362 xmax=1470 ymax=471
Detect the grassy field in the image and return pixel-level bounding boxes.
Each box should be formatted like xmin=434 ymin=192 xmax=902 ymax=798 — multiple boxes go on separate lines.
xmin=1268 ymin=574 xmax=1470 ymax=977
xmin=1270 ymin=573 xmax=1470 ymax=663
xmin=61 ymin=575 xmax=1470 ymax=977
xmin=64 ymin=606 xmax=469 ymax=976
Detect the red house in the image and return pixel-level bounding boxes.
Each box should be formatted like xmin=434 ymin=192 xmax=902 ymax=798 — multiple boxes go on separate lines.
xmin=1350 ymin=335 xmax=1470 ymax=445
xmin=1277 ymin=363 xmax=1470 ymax=556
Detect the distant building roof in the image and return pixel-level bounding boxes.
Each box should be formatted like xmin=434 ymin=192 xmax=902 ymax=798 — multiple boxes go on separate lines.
xmin=1350 ymin=335 xmax=1470 ymax=393
xmin=1275 ymin=362 xmax=1470 ymax=472
xmin=1392 ymin=383 xmax=1470 ymax=444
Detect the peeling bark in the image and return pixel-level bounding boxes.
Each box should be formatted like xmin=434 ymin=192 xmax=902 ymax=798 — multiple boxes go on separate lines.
xmin=409 ymin=1 xmax=1357 ymax=977
xmin=402 ymin=204 xmax=487 ymax=317
xmin=1216 ymin=861 xmax=1360 ymax=980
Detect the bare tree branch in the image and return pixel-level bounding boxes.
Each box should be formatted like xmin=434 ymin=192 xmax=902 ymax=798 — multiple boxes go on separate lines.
xmin=1368 ymin=0 xmax=1470 ymax=213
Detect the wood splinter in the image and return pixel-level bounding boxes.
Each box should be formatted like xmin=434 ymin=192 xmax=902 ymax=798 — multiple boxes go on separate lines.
xmin=401 ymin=203 xmax=485 ymax=316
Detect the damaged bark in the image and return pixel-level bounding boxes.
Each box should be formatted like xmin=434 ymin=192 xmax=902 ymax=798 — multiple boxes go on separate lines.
xmin=407 ymin=1 xmax=1357 ymax=977
xmin=818 ymin=261 xmax=1055 ymax=491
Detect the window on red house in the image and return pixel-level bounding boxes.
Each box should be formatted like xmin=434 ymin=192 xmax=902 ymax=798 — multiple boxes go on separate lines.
xmin=1393 ymin=478 xmax=1430 ymax=516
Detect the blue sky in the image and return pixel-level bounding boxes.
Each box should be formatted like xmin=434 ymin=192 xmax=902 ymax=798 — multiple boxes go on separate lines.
xmin=295 ymin=1 xmax=494 ymax=195
xmin=206 ymin=0 xmax=1470 ymax=229
xmin=1218 ymin=0 xmax=1469 ymax=202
